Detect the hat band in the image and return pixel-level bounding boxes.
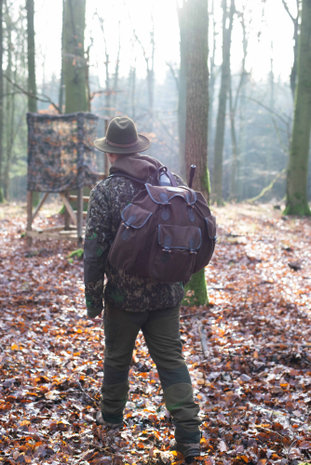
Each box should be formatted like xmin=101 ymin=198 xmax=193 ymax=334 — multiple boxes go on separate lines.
xmin=106 ymin=138 xmax=138 ymax=148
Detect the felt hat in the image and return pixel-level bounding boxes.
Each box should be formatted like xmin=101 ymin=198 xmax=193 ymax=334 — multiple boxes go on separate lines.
xmin=94 ymin=116 xmax=150 ymax=154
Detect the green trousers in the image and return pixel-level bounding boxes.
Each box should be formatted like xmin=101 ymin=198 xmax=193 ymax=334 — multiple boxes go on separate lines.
xmin=101 ymin=304 xmax=201 ymax=443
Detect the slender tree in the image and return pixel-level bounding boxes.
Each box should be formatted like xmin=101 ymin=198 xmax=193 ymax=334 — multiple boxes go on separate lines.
xmin=177 ymin=3 xmax=187 ymax=177
xmin=207 ymin=0 xmax=217 ymax=155
xmin=128 ymin=64 xmax=136 ymax=119
xmin=112 ymin=21 xmax=121 ymax=114
xmin=133 ymin=18 xmax=155 ymax=131
xmin=96 ymin=14 xmax=121 ymax=118
xmin=26 ymin=0 xmax=36 ymax=113
xmin=58 ymin=0 xmax=65 ymax=112
xmin=0 ymin=0 xmax=3 ymax=202
xmin=228 ymin=6 xmax=248 ymax=200
xmin=26 ymin=0 xmax=39 ymax=206
xmin=179 ymin=0 xmax=210 ymax=306
xmin=284 ymin=0 xmax=311 ymax=216
xmin=282 ymin=0 xmax=300 ymax=98
xmin=3 ymin=0 xmax=16 ymax=199
xmin=62 ymin=0 xmax=88 ymax=113
xmin=213 ymin=0 xmax=235 ymax=205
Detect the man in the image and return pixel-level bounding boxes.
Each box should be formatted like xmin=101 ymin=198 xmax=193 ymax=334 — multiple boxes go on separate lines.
xmin=83 ymin=116 xmax=201 ymax=462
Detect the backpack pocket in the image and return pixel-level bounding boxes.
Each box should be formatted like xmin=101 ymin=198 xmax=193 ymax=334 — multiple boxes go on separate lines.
xmin=157 ymin=224 xmax=202 ymax=252
xmin=150 ymin=224 xmax=201 ymax=282
xmin=108 ymin=204 xmax=153 ymax=275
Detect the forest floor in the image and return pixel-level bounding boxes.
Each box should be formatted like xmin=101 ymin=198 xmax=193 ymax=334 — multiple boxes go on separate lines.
xmin=0 ymin=201 xmax=311 ymax=465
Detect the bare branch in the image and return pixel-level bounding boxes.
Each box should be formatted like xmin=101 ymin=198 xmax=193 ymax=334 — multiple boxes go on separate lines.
xmin=247 ymin=169 xmax=286 ymax=203
xmin=281 ymin=0 xmax=297 ymax=23
xmin=4 ymin=74 xmax=61 ymax=113
xmin=246 ymin=96 xmax=290 ymax=127
xmin=132 ymin=28 xmax=150 ymax=69
xmin=166 ymin=61 xmax=179 ymax=91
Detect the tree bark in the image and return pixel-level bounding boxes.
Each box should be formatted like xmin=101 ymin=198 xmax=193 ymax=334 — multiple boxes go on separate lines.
xmin=178 ymin=3 xmax=187 ymax=178
xmin=59 ymin=0 xmax=65 ymax=112
xmin=26 ymin=0 xmax=37 ymax=113
xmin=208 ymin=0 xmax=217 ymax=159
xmin=285 ymin=0 xmax=311 ymax=216
xmin=63 ymin=0 xmax=88 ymax=113
xmin=26 ymin=0 xmax=39 ymax=207
xmin=3 ymin=2 xmax=13 ymax=199
xmin=229 ymin=7 xmax=248 ymax=200
xmin=282 ymin=0 xmax=300 ymax=98
xmin=0 ymin=0 xmax=3 ymax=202
xmin=179 ymin=0 xmax=209 ymax=306
xmin=213 ymin=0 xmax=235 ymax=205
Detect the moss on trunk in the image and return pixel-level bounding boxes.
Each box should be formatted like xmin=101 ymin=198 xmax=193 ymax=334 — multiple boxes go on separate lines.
xmin=183 ymin=269 xmax=208 ymax=307
xmin=178 ymin=0 xmax=211 ymax=305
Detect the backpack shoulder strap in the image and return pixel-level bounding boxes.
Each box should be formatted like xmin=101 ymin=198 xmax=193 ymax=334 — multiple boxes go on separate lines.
xmin=158 ymin=166 xmax=178 ymax=187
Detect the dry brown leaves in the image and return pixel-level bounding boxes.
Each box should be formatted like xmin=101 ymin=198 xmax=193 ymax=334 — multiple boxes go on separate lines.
xmin=0 ymin=202 xmax=310 ymax=465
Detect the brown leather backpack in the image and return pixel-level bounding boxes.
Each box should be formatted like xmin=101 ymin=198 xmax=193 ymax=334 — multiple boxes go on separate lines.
xmin=108 ymin=170 xmax=216 ymax=284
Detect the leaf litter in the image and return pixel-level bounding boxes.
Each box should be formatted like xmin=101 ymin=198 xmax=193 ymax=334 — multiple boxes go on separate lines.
xmin=0 ymin=202 xmax=310 ymax=465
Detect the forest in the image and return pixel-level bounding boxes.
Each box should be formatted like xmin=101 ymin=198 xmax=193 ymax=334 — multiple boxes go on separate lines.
xmin=0 ymin=0 xmax=310 ymax=210
xmin=0 ymin=0 xmax=311 ymax=464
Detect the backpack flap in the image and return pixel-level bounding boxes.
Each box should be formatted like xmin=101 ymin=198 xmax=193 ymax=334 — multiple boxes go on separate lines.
xmin=108 ymin=203 xmax=153 ymax=276
xmin=145 ymin=183 xmax=197 ymax=206
xmin=121 ymin=203 xmax=152 ymax=229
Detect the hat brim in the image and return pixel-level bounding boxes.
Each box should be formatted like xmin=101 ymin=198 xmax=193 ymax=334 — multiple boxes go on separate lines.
xmin=94 ymin=134 xmax=150 ymax=154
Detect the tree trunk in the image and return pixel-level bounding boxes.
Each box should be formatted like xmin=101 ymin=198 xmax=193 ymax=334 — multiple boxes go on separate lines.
xmin=129 ymin=65 xmax=136 ymax=119
xmin=213 ymin=0 xmax=235 ymax=205
xmin=285 ymin=0 xmax=311 ymax=216
xmin=184 ymin=3 xmax=209 ymax=198
xmin=146 ymin=21 xmax=155 ymax=131
xmin=208 ymin=0 xmax=217 ymax=160
xmin=0 ymin=0 xmax=3 ymax=202
xmin=229 ymin=6 xmax=248 ymax=199
xmin=179 ymin=0 xmax=209 ymax=306
xmin=282 ymin=0 xmax=300 ymax=98
xmin=3 ymin=3 xmax=13 ymax=200
xmin=133 ymin=21 xmax=155 ymax=131
xmin=26 ymin=0 xmax=40 ymax=207
xmin=3 ymin=68 xmax=16 ymax=200
xmin=112 ymin=22 xmax=121 ymax=113
xmin=59 ymin=0 xmax=65 ymax=112
xmin=63 ymin=0 xmax=88 ymax=113
xmin=178 ymin=3 xmax=187 ymax=178
xmin=104 ymin=49 xmax=111 ymax=117
xmin=26 ymin=0 xmax=37 ymax=113
xmin=229 ymin=84 xmax=238 ymax=199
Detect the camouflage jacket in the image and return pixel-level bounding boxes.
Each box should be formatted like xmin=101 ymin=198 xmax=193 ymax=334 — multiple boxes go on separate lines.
xmin=83 ymin=153 xmax=185 ymax=317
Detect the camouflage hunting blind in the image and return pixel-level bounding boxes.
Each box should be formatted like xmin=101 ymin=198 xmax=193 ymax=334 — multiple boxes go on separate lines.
xmin=26 ymin=112 xmax=104 ymax=244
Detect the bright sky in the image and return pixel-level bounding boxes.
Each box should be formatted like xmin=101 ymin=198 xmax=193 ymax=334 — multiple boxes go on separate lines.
xmin=34 ymin=0 xmax=297 ymax=86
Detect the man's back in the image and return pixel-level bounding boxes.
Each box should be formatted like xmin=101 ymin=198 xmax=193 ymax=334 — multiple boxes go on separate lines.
xmin=84 ymin=153 xmax=184 ymax=315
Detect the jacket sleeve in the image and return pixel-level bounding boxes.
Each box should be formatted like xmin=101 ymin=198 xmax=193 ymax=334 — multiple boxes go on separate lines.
xmin=83 ymin=183 xmax=112 ymax=318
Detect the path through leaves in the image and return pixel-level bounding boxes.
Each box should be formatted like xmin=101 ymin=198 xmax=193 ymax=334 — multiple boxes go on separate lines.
xmin=0 ymin=202 xmax=310 ymax=465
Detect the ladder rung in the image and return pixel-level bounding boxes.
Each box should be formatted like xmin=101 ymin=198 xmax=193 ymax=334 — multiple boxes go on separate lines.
xmin=68 ymin=195 xmax=90 ymax=202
